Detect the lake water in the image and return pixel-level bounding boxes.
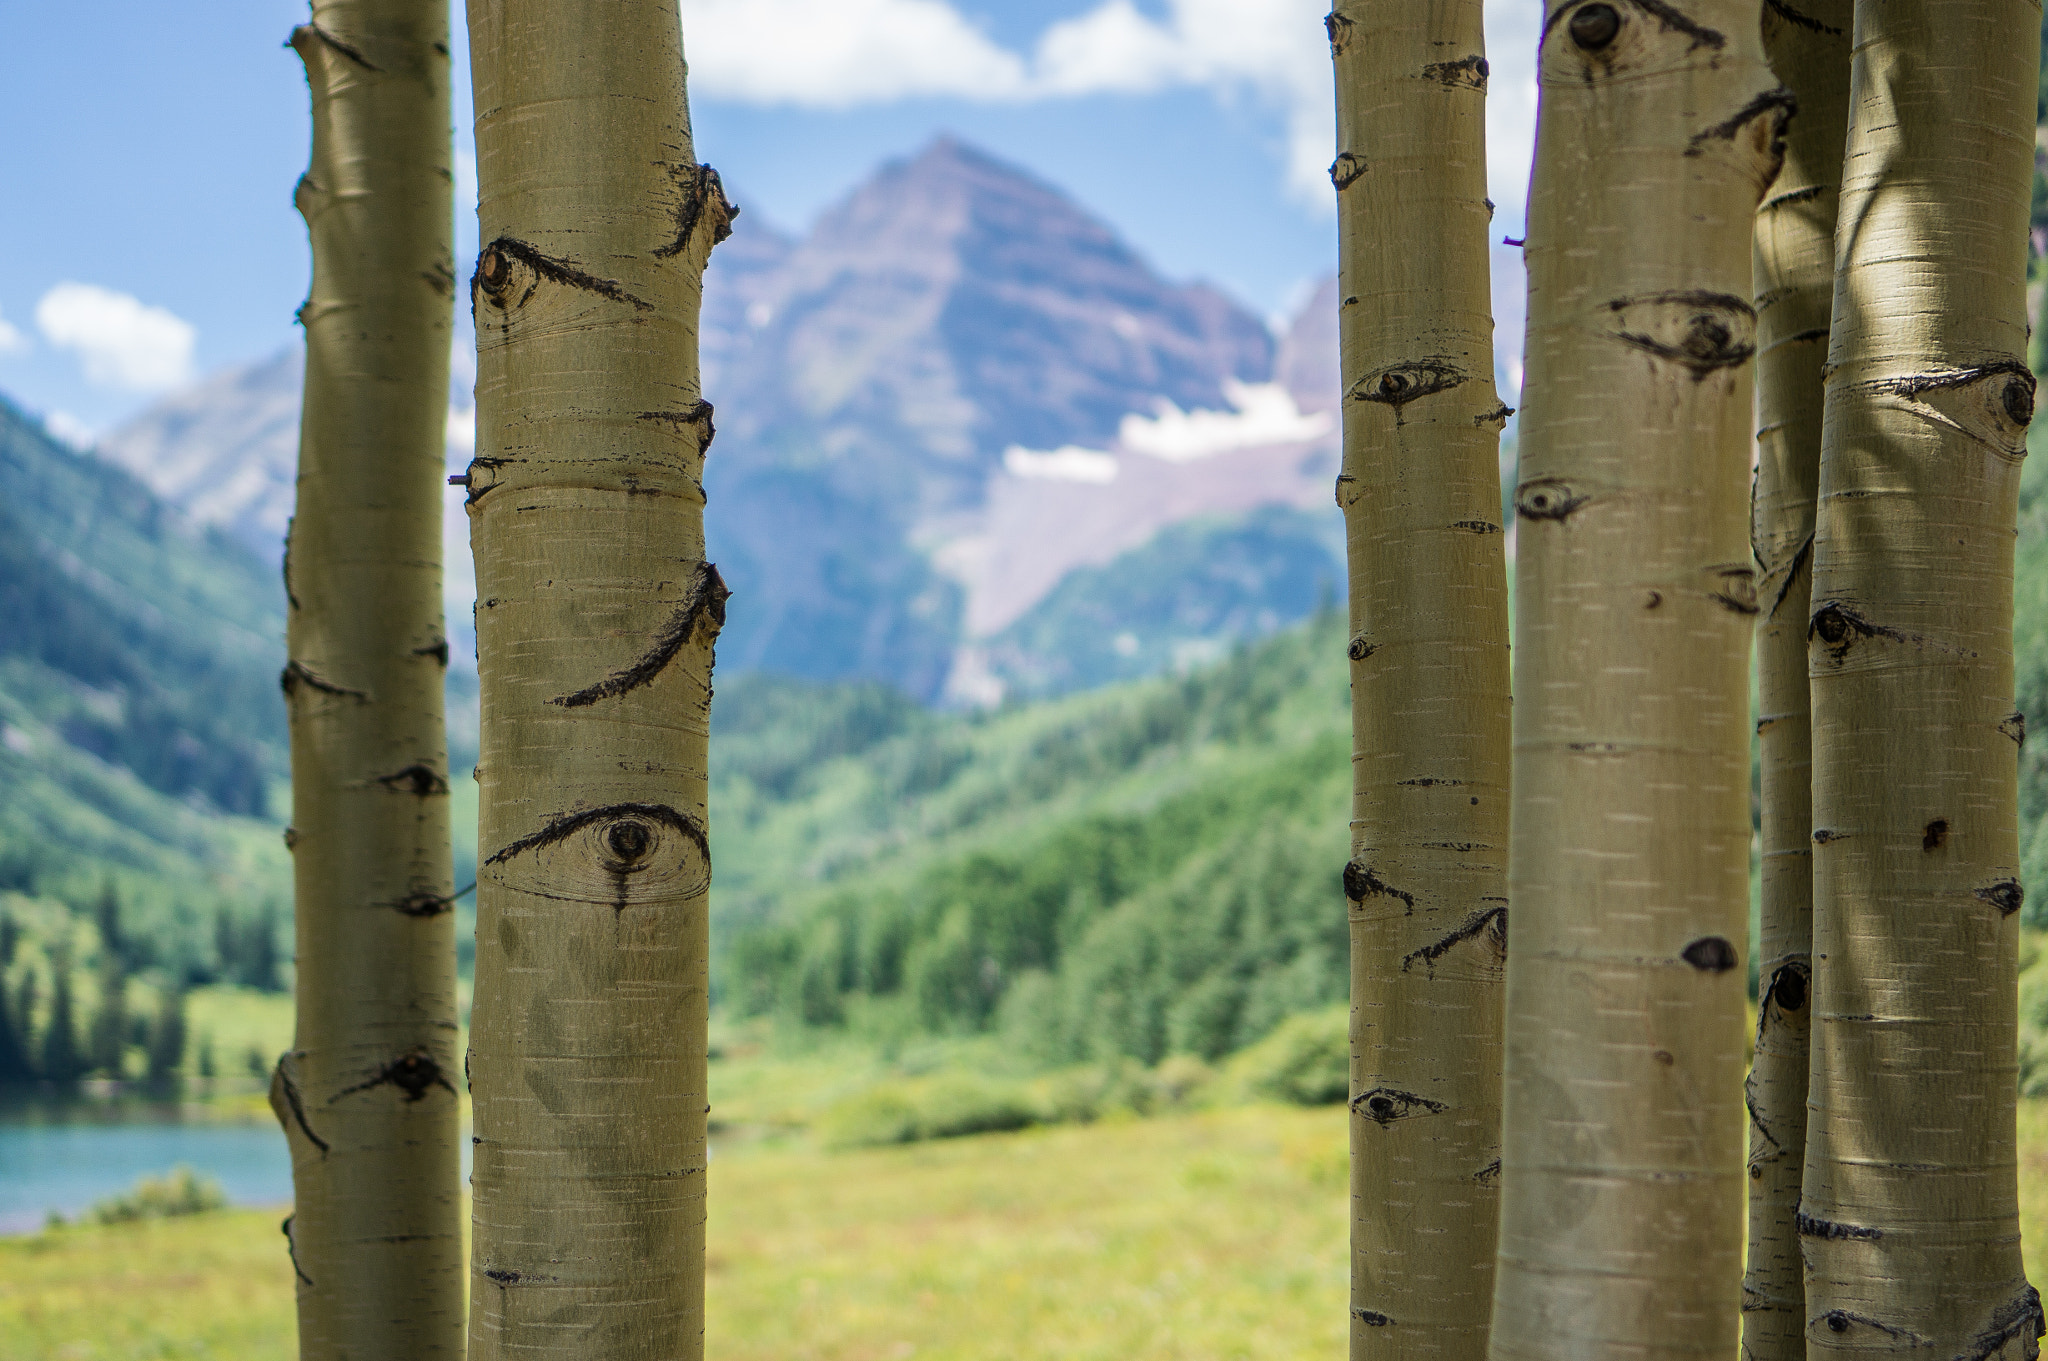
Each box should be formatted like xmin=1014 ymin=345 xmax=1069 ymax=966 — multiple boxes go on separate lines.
xmin=0 ymin=1094 xmax=470 ymax=1234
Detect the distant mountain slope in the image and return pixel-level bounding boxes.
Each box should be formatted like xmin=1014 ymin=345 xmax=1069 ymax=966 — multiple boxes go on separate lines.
xmin=710 ymin=613 xmax=1353 ymax=1061
xmin=0 ymin=397 xmax=288 ymax=941
xmin=97 ymin=137 xmax=1337 ymax=703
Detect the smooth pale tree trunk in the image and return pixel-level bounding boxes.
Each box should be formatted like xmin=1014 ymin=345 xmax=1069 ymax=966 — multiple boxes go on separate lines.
xmin=463 ymin=3 xmax=729 ymax=1356
xmin=1487 ymin=3 xmax=1784 ymax=1357
xmin=1742 ymin=0 xmax=1849 ymax=1353
xmin=1330 ymin=1 xmax=1510 ymax=1354
xmin=1801 ymin=0 xmax=2041 ymax=1350
xmin=270 ymin=4 xmax=461 ymax=1358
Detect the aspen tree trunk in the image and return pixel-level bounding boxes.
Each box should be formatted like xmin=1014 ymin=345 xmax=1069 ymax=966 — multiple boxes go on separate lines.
xmin=1800 ymin=0 xmax=2042 ymax=1350
xmin=1329 ymin=1 xmax=1510 ymax=1354
xmin=1742 ymin=0 xmax=1849 ymax=1353
xmin=1488 ymin=3 xmax=1784 ymax=1357
xmin=270 ymin=5 xmax=461 ymax=1358
xmin=463 ymin=4 xmax=729 ymax=1356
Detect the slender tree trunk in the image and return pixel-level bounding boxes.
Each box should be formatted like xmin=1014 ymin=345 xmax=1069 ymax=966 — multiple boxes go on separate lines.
xmin=1329 ymin=1 xmax=1509 ymax=1353
xmin=1487 ymin=4 xmax=1783 ymax=1357
xmin=1743 ymin=0 xmax=1849 ymax=1353
xmin=270 ymin=6 xmax=460 ymax=1357
xmin=463 ymin=4 xmax=729 ymax=1355
xmin=1800 ymin=0 xmax=2042 ymax=1349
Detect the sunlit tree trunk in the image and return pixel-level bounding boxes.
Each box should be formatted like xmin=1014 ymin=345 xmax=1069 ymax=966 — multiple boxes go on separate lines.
xmin=463 ymin=2 xmax=729 ymax=1355
xmin=1329 ymin=0 xmax=1509 ymax=1353
xmin=270 ymin=5 xmax=461 ymax=1357
xmin=1800 ymin=0 xmax=2042 ymax=1349
xmin=1742 ymin=0 xmax=1850 ymax=1353
xmin=1488 ymin=2 xmax=1783 ymax=1357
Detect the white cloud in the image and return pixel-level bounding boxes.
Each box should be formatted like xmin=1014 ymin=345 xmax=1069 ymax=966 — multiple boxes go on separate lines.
xmin=674 ymin=0 xmax=1543 ymax=217
xmin=42 ymin=410 xmax=95 ymax=450
xmin=0 ymin=307 xmax=27 ymax=357
xmin=1037 ymin=0 xmax=1334 ymax=200
xmin=681 ymin=0 xmax=1028 ymax=105
xmin=1003 ymin=444 xmax=1120 ymax=483
xmin=35 ymin=283 xmax=196 ymax=392
xmin=1121 ymin=379 xmax=1330 ymax=462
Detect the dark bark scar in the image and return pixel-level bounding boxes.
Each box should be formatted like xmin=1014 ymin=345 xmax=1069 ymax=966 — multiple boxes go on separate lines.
xmin=550 ymin=562 xmax=728 ymax=708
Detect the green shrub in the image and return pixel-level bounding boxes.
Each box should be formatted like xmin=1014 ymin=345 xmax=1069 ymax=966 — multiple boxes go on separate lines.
xmin=84 ymin=1166 xmax=226 ymax=1225
xmin=818 ymin=1073 xmax=1043 ymax=1149
xmin=1226 ymin=1007 xmax=1349 ymax=1106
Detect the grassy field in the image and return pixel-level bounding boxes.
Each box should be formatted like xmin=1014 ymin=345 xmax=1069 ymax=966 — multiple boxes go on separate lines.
xmin=0 ymin=1105 xmax=1346 ymax=1361
xmin=9 ymin=1098 xmax=2048 ymax=1360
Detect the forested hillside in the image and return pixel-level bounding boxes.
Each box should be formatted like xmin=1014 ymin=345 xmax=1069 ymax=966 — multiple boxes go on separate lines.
xmin=0 ymin=398 xmax=288 ymax=976
xmin=712 ymin=612 xmax=1352 ymax=1063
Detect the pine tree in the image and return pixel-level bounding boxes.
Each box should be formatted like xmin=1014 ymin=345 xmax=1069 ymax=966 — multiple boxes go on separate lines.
xmin=1329 ymin=0 xmax=1510 ymax=1352
xmin=42 ymin=950 xmax=82 ymax=1083
xmin=146 ymin=984 xmax=186 ymax=1085
xmin=1799 ymin=0 xmax=2044 ymax=1348
xmin=464 ymin=2 xmax=730 ymax=1353
xmin=1488 ymin=1 xmax=1784 ymax=1355
xmin=88 ymin=950 xmax=128 ymax=1077
xmin=267 ymin=1 xmax=464 ymax=1357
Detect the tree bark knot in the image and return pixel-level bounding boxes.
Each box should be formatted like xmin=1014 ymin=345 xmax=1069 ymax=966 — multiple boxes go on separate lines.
xmin=1348 ymin=358 xmax=1468 ymax=410
xmin=550 ymin=562 xmax=729 ymax=708
xmin=280 ymin=660 xmax=367 ymax=702
xmin=291 ymin=23 xmax=380 ymax=73
xmin=1419 ymin=54 xmax=1488 ymax=90
xmin=654 ymin=164 xmax=738 ymax=259
xmin=1343 ymin=861 xmax=1415 ymax=912
xmin=638 ymin=401 xmax=716 ymax=457
xmin=473 ymin=237 xmax=651 ymax=313
xmin=1607 ymin=291 xmax=1756 ymax=377
xmin=1351 ymin=1087 xmax=1446 ymax=1127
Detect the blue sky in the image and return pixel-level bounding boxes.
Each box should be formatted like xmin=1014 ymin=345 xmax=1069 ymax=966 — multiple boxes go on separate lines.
xmin=0 ymin=0 xmax=1539 ymax=438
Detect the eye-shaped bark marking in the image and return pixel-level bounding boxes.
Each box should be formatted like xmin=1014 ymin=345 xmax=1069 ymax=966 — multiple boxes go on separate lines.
xmin=1420 ymin=54 xmax=1489 ymax=89
xmin=472 ymin=236 xmax=651 ymax=313
xmin=549 ymin=562 xmax=729 ymax=708
xmin=485 ymin=801 xmax=711 ymax=907
xmin=385 ymin=890 xmax=457 ymax=918
xmin=330 ymin=1047 xmax=457 ymax=1104
xmin=2003 ymin=712 xmax=2027 ymax=747
xmin=1400 ymin=905 xmax=1508 ymax=979
xmin=1814 ymin=1311 xmax=1917 ymax=1343
xmin=1348 ymin=635 xmax=1378 ymax=662
xmin=1681 ymin=936 xmax=1739 ymax=972
xmin=1974 ymin=880 xmax=2024 ymax=917
xmin=1706 ymin=563 xmax=1760 ymax=615
xmin=1807 ymin=600 xmax=1907 ymax=660
xmin=1755 ymin=960 xmax=1809 ymax=1041
xmin=1856 ymin=359 xmax=2035 ymax=460
xmin=1352 ymin=1087 xmax=1448 ymax=1127
xmin=1329 ymin=152 xmax=1368 ymax=191
xmin=1605 ymin=291 xmax=1757 ymax=377
xmin=378 ymin=764 xmax=450 ymax=797
xmin=1349 ymin=358 xmax=1469 ymax=409
xmin=1515 ymin=478 xmax=1590 ymax=522
xmin=654 ymin=163 xmax=736 ymax=259
xmin=1354 ymin=1309 xmax=1395 ymax=1327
